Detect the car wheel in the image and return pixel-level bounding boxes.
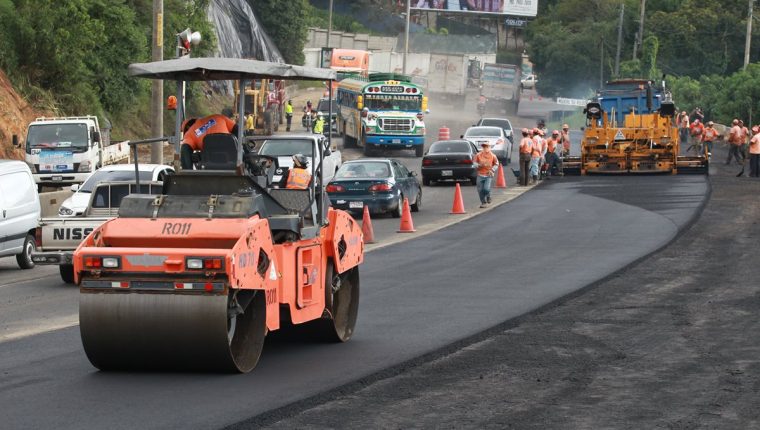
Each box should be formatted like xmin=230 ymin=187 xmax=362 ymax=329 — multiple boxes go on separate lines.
xmin=60 ymin=264 xmax=75 ymax=284
xmin=422 ymin=176 xmax=431 ymax=186
xmin=16 ymin=234 xmax=35 ymax=270
xmin=411 ymin=188 xmax=421 ymax=212
xmin=392 ymin=194 xmax=403 ymax=218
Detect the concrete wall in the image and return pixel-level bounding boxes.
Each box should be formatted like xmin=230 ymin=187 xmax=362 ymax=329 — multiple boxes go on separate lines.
xmin=306 ymin=28 xmax=396 ymax=52
xmin=39 ymin=190 xmax=72 ymax=218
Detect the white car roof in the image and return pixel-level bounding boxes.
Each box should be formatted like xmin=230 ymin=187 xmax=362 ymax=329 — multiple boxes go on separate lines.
xmin=96 ymin=164 xmax=171 ymax=172
xmin=466 ymin=126 xmax=504 ymax=134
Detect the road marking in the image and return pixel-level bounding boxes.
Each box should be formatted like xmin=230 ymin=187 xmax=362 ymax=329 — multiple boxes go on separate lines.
xmin=0 ymin=316 xmax=79 ymax=343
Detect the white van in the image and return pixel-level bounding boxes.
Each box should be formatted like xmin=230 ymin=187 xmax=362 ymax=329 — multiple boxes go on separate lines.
xmin=0 ymin=160 xmax=41 ymax=269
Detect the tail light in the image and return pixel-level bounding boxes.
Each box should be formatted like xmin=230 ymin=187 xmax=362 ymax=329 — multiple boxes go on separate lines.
xmin=368 ymin=183 xmax=393 ymax=192
xmin=186 ymin=257 xmax=224 ymax=271
xmin=459 ymin=159 xmax=475 ymax=165
xmin=326 ymin=184 xmax=345 ymax=193
xmin=84 ymin=256 xmax=121 ymax=269
xmin=422 ymin=159 xmax=433 ymax=166
xmin=34 ymin=227 xmax=42 ymax=248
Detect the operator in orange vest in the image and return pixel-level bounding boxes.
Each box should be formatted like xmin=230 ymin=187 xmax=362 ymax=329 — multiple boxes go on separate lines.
xmin=180 ymin=112 xmax=238 ymax=169
xmin=518 ymin=128 xmax=532 ymax=186
xmin=286 ymin=154 xmax=312 ymax=189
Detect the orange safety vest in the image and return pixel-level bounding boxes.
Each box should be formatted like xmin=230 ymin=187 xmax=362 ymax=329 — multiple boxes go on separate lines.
xmin=519 ymin=137 xmax=532 ymax=154
xmin=702 ymin=128 xmax=718 ymax=142
xmin=750 ymin=133 xmax=760 ymax=154
xmin=182 ymin=114 xmax=236 ymax=151
xmin=531 ymin=136 xmax=542 ymax=157
xmin=474 ymin=151 xmax=498 ymax=176
xmin=547 ymin=137 xmax=558 ymax=153
xmin=286 ymin=168 xmax=311 ymax=189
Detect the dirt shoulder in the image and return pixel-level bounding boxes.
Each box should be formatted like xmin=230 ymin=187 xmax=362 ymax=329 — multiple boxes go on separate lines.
xmin=243 ymin=145 xmax=760 ymax=429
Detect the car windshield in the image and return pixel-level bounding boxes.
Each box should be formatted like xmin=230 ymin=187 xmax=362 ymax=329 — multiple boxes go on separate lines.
xmin=317 ymin=99 xmax=338 ymax=113
xmin=26 ymin=123 xmax=89 ymax=151
xmin=80 ymin=170 xmax=153 ymax=193
xmin=465 ymin=127 xmax=501 ymax=137
xmin=259 ymin=139 xmax=314 ymax=157
xmin=479 ymin=119 xmax=511 ymax=130
xmin=429 ymin=142 xmax=472 ymax=153
xmin=365 ymin=94 xmax=421 ymax=111
xmin=335 ymin=161 xmax=391 ymax=179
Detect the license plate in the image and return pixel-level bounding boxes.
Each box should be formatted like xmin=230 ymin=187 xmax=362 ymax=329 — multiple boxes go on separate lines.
xmin=442 ymin=170 xmax=453 ymax=176
xmin=392 ymin=139 xmax=401 ymax=144
xmin=349 ymin=201 xmax=364 ymax=209
xmin=52 ymin=175 xmax=62 ymax=181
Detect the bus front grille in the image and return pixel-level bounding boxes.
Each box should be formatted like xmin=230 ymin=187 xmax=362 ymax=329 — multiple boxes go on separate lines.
xmin=378 ymin=118 xmax=413 ymax=132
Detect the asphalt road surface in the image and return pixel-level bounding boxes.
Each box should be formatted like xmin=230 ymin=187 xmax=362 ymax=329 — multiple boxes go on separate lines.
xmin=0 ymin=168 xmax=707 ymax=429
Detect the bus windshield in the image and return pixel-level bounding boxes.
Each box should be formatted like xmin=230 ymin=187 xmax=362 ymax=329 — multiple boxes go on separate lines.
xmin=365 ymin=94 xmax=421 ymax=112
xmin=26 ymin=123 xmax=89 ymax=151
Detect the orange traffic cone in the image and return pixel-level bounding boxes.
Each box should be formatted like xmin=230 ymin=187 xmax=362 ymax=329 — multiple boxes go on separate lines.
xmin=450 ymin=183 xmax=466 ymax=214
xmin=494 ymin=165 xmax=507 ymax=188
xmin=361 ymin=206 xmax=375 ymax=244
xmin=397 ymin=197 xmax=416 ymax=233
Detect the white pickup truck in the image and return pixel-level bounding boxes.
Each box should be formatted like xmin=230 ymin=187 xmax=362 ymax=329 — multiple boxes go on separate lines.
xmin=255 ymin=134 xmax=342 ymax=186
xmin=17 ymin=116 xmax=131 ymax=188
xmin=31 ymin=181 xmax=163 ymax=284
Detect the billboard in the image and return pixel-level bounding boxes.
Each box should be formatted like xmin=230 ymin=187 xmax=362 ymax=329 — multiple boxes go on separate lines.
xmin=411 ymin=0 xmax=538 ymax=17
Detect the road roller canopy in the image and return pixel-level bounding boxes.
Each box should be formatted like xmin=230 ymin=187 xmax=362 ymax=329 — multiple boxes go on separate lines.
xmin=128 ymin=57 xmax=337 ymax=82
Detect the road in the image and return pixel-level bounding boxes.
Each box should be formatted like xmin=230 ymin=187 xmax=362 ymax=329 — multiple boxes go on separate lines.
xmin=0 ymin=171 xmax=707 ymax=429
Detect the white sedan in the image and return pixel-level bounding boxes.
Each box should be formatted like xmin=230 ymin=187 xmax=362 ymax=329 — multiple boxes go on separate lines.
xmin=57 ymin=164 xmax=174 ymax=217
xmin=521 ymin=74 xmax=537 ymax=89
xmin=463 ymin=126 xmax=514 ymax=165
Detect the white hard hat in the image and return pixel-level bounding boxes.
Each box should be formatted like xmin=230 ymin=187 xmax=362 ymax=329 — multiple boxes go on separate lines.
xmin=317 ymin=111 xmax=324 ymax=117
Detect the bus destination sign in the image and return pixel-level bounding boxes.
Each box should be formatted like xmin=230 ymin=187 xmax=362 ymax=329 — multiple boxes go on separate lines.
xmin=380 ymin=85 xmax=405 ymax=93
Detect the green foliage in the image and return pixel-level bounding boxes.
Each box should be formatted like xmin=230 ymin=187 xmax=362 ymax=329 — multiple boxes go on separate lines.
xmin=249 ymin=0 xmax=309 ymax=65
xmin=306 ymin=4 xmax=372 ymax=34
xmin=526 ymin=0 xmax=759 ymax=97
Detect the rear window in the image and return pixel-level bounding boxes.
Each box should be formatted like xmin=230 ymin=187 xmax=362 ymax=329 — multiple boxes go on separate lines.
xmin=429 ymin=142 xmax=472 ymax=153
xmin=335 ymin=162 xmax=391 ymax=179
xmin=81 ymin=170 xmax=153 ymax=193
xmin=465 ymin=127 xmax=501 ymax=137
xmin=259 ymin=139 xmax=314 ymax=157
xmin=479 ymin=119 xmax=511 ymax=130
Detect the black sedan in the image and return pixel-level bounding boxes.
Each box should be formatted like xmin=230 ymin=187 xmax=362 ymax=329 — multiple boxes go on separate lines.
xmin=421 ymin=140 xmax=480 ymax=186
xmin=326 ymin=158 xmax=422 ymax=217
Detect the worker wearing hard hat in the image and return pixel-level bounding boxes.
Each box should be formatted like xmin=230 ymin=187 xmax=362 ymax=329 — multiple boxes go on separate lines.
xmin=518 ymin=128 xmax=532 ymax=186
xmin=285 ymin=100 xmax=294 ymax=131
xmin=313 ymin=112 xmax=325 ymax=135
xmin=180 ymin=112 xmax=238 ymax=169
xmin=749 ymin=126 xmax=760 ymax=177
xmin=286 ymin=154 xmax=312 ymax=189
xmin=701 ymin=121 xmax=719 ymax=158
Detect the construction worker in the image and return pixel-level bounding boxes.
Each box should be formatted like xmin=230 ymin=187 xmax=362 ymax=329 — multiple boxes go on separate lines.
xmin=285 ymin=100 xmax=294 ymax=131
xmin=740 ymin=120 xmax=750 ymax=160
xmin=244 ymin=111 xmax=254 ymax=136
xmin=545 ymin=130 xmax=563 ymax=176
xmin=302 ymin=100 xmax=313 ymax=132
xmin=727 ymin=119 xmax=744 ymax=166
xmin=530 ymin=128 xmax=542 ymax=184
xmin=518 ymin=128 xmax=532 ymax=186
xmin=678 ymin=111 xmax=690 ymax=146
xmin=313 ymin=112 xmax=325 ymax=135
xmin=749 ymin=126 xmax=760 ymax=177
xmin=180 ymin=112 xmax=237 ymax=169
xmin=474 ymin=141 xmax=499 ymax=207
xmin=688 ymin=119 xmax=704 ymax=155
xmin=701 ymin=121 xmax=719 ymax=158
xmin=286 ymin=154 xmax=311 ymax=189
xmin=560 ymin=123 xmax=571 ymax=157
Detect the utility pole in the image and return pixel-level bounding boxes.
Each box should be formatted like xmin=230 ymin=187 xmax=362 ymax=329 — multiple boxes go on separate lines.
xmin=403 ymin=0 xmax=411 ymax=74
xmin=600 ymin=38 xmax=605 ymax=88
xmin=632 ymin=0 xmax=646 ymax=61
xmin=326 ymin=0 xmax=334 ymax=49
xmin=615 ymin=3 xmax=625 ymax=76
xmin=150 ymin=0 xmax=163 ymax=164
xmin=745 ymin=0 xmax=754 ymax=70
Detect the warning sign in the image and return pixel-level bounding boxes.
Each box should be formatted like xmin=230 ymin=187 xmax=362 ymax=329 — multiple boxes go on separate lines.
xmin=614 ymin=129 xmax=626 ymax=140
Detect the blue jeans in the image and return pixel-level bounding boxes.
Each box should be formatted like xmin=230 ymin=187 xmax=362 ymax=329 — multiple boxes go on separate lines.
xmin=476 ymin=175 xmax=493 ymax=204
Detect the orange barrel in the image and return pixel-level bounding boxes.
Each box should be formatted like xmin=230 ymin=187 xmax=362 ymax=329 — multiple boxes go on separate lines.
xmin=438 ymin=126 xmax=450 ymax=141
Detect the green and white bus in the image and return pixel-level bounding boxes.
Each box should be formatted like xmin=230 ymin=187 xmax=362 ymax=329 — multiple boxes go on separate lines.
xmin=337 ymin=74 xmax=428 ymax=156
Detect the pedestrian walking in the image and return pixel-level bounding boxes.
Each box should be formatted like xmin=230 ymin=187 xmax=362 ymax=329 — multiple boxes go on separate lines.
xmin=749 ymin=126 xmax=760 ymax=177
xmin=518 ymin=128 xmax=532 ymax=186
xmin=474 ymin=141 xmax=499 ymax=207
xmin=727 ymin=119 xmax=744 ymax=166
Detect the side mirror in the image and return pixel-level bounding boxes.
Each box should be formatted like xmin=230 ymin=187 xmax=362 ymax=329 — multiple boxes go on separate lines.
xmin=70 ymin=184 xmax=80 ymax=192
xmin=12 ymin=134 xmax=19 ymax=147
xmin=409 ymin=171 xmax=417 ymax=177
xmin=92 ymin=131 xmax=101 ymax=143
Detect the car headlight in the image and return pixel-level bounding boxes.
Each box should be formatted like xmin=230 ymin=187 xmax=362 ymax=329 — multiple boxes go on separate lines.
xmin=58 ymin=206 xmax=74 ymax=216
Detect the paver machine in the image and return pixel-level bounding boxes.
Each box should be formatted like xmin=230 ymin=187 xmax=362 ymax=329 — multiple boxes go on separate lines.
xmin=72 ymin=58 xmax=361 ymax=373
xmin=563 ymin=79 xmax=708 ymax=175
